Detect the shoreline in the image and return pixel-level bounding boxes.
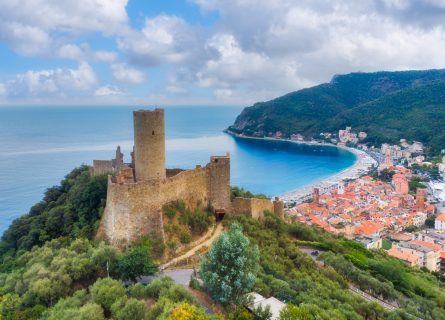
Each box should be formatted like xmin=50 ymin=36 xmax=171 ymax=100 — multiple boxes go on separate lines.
xmin=225 ymin=130 xmax=378 ymax=203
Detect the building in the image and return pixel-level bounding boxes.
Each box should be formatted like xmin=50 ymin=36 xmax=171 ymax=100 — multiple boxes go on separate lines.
xmin=355 ymin=236 xmax=382 ymax=249
xmin=387 ymin=246 xmax=419 ymax=267
xmin=92 ymin=109 xmax=284 ymax=248
xmin=392 ymin=173 xmax=409 ymax=195
xmin=416 ymin=188 xmax=426 ymax=212
xmin=435 ymin=213 xmax=445 ymax=230
xmin=246 ymin=293 xmax=286 ymax=320
xmin=392 ymin=240 xmax=441 ymax=272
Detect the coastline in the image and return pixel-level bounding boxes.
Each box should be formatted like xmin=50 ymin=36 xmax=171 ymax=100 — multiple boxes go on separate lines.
xmin=225 ymin=130 xmax=378 ymax=203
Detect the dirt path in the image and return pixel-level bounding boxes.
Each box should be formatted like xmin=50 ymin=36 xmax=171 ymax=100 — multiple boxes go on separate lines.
xmin=161 ymin=223 xmax=224 ymax=270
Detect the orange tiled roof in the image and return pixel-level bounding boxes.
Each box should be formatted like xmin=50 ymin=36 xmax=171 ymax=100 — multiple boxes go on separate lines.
xmin=410 ymin=240 xmax=442 ymax=252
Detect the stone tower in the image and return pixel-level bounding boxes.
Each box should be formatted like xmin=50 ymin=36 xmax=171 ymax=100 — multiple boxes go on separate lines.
xmin=273 ymin=197 xmax=284 ymax=219
xmin=313 ymin=187 xmax=320 ymax=205
xmin=133 ymin=109 xmax=166 ymax=181
xmin=416 ymin=188 xmax=425 ymax=212
xmin=208 ymin=153 xmax=231 ymax=211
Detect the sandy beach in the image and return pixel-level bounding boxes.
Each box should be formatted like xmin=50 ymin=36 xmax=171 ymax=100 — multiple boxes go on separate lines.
xmin=226 ymin=131 xmax=378 ymax=203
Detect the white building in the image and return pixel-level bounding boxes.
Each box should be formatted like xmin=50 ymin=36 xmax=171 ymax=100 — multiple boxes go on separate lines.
xmin=435 ymin=213 xmax=445 ymax=231
xmin=247 ymin=292 xmax=286 ymax=320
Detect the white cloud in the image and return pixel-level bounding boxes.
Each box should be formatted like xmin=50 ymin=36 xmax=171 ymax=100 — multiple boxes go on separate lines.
xmin=173 ymin=0 xmax=445 ymax=103
xmin=111 ymin=63 xmax=145 ymax=84
xmin=118 ymin=15 xmax=201 ymax=66
xmin=95 ymin=85 xmax=124 ymax=96
xmin=57 ymin=43 xmax=118 ymax=62
xmin=94 ymin=51 xmax=118 ymax=63
xmin=1 ymin=62 xmax=97 ymax=98
xmin=0 ymin=0 xmax=128 ymax=56
xmin=57 ymin=44 xmax=84 ymax=60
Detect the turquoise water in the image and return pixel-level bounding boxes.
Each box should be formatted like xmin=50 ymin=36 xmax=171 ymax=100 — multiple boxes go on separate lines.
xmin=0 ymin=106 xmax=356 ymax=234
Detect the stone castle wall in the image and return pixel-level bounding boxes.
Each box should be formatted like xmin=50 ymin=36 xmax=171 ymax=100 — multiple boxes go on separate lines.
xmin=91 ymin=160 xmax=113 ymax=176
xmin=231 ymin=197 xmax=275 ymax=220
xmin=97 ymin=166 xmax=212 ymax=247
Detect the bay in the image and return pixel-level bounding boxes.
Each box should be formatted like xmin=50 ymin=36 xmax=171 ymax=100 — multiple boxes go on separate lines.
xmin=0 ymin=106 xmax=355 ymax=234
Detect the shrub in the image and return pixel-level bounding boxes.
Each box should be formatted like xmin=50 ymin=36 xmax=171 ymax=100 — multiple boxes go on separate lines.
xmin=146 ymin=276 xmax=175 ymax=298
xmin=180 ymin=231 xmax=192 ymax=244
xmin=90 ymin=278 xmax=126 ymax=311
xmin=118 ymin=244 xmax=158 ymax=281
xmin=165 ymin=207 xmax=176 ymax=220
xmin=111 ymin=297 xmax=147 ymax=320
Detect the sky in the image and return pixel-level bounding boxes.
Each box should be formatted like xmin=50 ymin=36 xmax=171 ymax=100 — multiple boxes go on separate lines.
xmin=1 ymin=0 xmax=445 ymax=106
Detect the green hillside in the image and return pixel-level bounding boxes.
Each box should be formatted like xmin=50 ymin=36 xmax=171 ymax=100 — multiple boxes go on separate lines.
xmin=229 ymin=69 xmax=445 ymax=154
xmin=1 ymin=167 xmax=445 ymax=319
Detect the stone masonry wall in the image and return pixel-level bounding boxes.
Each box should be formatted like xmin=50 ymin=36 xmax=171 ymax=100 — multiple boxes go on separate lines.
xmin=92 ymin=160 xmax=113 ymax=176
xmin=97 ymin=166 xmax=210 ymax=248
xmin=231 ymin=197 xmax=275 ymax=220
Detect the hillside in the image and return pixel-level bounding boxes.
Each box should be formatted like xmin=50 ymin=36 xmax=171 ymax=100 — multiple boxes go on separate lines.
xmin=229 ymin=69 xmax=445 ymax=154
xmin=1 ymin=167 xmax=445 ymax=319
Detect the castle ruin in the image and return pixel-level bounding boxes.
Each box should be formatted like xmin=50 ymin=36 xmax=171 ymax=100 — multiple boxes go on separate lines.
xmin=93 ymin=108 xmax=282 ymax=248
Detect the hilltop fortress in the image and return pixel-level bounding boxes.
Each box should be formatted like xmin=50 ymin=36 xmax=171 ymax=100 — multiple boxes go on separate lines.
xmin=93 ymin=109 xmax=283 ymax=248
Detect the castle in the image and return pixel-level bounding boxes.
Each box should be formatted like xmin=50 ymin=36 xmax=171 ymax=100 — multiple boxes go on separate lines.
xmin=93 ymin=109 xmax=283 ymax=248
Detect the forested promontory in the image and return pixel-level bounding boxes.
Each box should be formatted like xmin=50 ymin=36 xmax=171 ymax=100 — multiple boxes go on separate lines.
xmin=229 ymin=69 xmax=445 ymax=154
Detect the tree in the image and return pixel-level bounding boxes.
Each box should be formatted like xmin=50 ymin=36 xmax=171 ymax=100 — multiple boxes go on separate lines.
xmin=90 ymin=278 xmax=126 ymax=311
xmin=118 ymin=244 xmax=158 ymax=281
xmin=77 ymin=303 xmax=105 ymax=320
xmin=167 ymin=303 xmax=208 ymax=320
xmin=111 ymin=297 xmax=147 ymax=320
xmin=200 ymin=223 xmax=259 ymax=306
xmin=229 ymin=306 xmax=254 ymax=320
xmin=425 ymin=216 xmax=435 ymax=228
xmin=279 ymin=304 xmax=312 ymax=320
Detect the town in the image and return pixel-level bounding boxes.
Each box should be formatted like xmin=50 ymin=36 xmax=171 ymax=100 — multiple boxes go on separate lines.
xmin=275 ymin=127 xmax=445 ymax=273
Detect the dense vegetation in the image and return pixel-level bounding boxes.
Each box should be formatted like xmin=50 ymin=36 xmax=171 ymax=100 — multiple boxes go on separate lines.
xmin=0 ymin=166 xmax=107 ymax=259
xmin=2 ymin=164 xmax=445 ymax=319
xmin=0 ymin=238 xmax=157 ymax=319
xmin=223 ymin=213 xmax=445 ymax=319
xmin=229 ymin=69 xmax=445 ymax=154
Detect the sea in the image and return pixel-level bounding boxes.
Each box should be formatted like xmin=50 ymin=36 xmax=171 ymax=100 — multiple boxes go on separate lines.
xmin=0 ymin=106 xmax=356 ymax=234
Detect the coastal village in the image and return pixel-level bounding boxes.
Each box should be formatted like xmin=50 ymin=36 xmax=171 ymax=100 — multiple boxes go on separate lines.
xmin=254 ymin=127 xmax=445 ymax=274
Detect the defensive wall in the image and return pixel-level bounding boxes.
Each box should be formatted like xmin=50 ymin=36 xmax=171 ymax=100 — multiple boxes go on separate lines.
xmin=231 ymin=196 xmax=284 ymax=220
xmin=97 ymin=160 xmax=231 ymax=248
xmin=93 ymin=108 xmax=283 ymax=249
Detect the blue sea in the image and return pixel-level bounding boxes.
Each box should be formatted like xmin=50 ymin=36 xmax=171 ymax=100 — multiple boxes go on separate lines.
xmin=0 ymin=106 xmax=356 ymax=234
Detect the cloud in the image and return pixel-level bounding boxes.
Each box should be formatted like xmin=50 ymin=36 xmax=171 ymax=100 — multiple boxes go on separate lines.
xmin=94 ymin=85 xmax=124 ymax=96
xmin=57 ymin=43 xmax=118 ymax=62
xmin=0 ymin=0 xmax=128 ymax=56
xmin=177 ymin=0 xmax=445 ymax=103
xmin=197 ymin=34 xmax=312 ymax=97
xmin=117 ymin=15 xmax=202 ymax=66
xmin=3 ymin=0 xmax=445 ymax=104
xmin=111 ymin=63 xmax=145 ymax=84
xmin=1 ymin=62 xmax=97 ymax=98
